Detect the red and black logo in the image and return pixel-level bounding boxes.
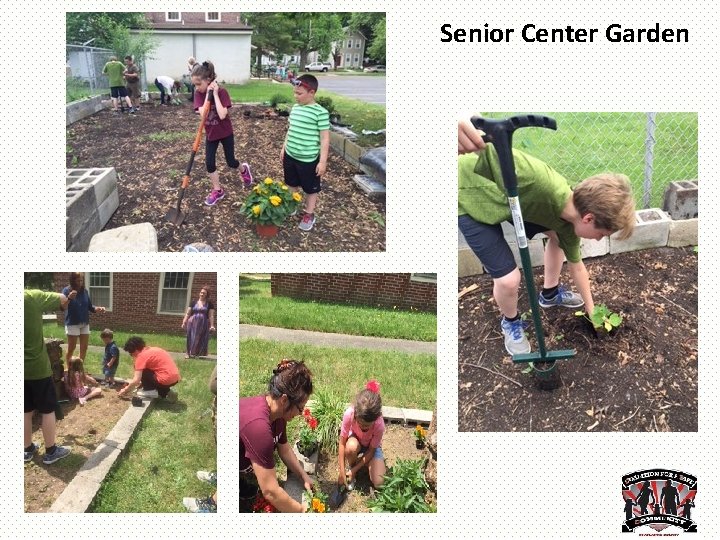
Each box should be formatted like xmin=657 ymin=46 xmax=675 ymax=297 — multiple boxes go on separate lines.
xmin=622 ymin=469 xmax=697 ymax=533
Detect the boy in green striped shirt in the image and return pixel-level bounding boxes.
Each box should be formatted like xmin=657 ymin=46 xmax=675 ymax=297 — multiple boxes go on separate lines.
xmin=282 ymin=74 xmax=330 ymax=231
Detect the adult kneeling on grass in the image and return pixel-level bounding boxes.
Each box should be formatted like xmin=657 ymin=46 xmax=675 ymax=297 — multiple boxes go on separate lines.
xmin=118 ymin=336 xmax=180 ymax=403
xmin=239 ymin=359 xmax=314 ymax=513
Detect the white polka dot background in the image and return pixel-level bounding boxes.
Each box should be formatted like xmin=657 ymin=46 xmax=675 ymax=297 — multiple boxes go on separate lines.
xmin=1 ymin=0 xmax=713 ymax=537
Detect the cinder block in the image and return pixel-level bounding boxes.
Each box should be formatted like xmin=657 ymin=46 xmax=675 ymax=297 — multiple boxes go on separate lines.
xmin=580 ymin=237 xmax=609 ymax=258
xmin=353 ymin=174 xmax=386 ymax=201
xmin=667 ymin=218 xmax=698 ymax=247
xmin=402 ymin=408 xmax=433 ymax=424
xmin=69 ymin=168 xmax=117 ymax=205
xmin=508 ymin=238 xmax=545 ymax=268
xmin=381 ymin=406 xmax=405 ymax=422
xmin=66 ymin=95 xmax=106 ymax=126
xmin=68 ymin=213 xmax=103 ymax=252
xmin=97 ymin=189 xmax=119 ymax=226
xmin=610 ymin=208 xmax=671 ymax=254
xmin=459 ymin=247 xmax=484 ymax=277
xmin=88 ymin=223 xmax=158 ymax=252
xmin=344 ymin=140 xmax=364 ymax=164
xmin=329 ymin=131 xmax=345 ymax=154
xmin=66 ymin=182 xmax=98 ymax=237
xmin=76 ymin=443 xmax=122 ymax=484
xmin=662 ymin=180 xmax=698 ymax=220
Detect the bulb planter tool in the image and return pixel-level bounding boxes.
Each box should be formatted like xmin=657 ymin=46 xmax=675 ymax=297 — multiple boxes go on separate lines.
xmin=470 ymin=115 xmax=576 ymax=382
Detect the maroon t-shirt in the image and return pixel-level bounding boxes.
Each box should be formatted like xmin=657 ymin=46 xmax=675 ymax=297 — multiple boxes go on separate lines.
xmin=239 ymin=395 xmax=287 ymax=473
xmin=194 ymin=87 xmax=233 ymax=141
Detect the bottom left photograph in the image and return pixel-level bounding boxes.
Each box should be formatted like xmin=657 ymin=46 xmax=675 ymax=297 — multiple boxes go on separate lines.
xmin=23 ymin=272 xmax=218 ymax=513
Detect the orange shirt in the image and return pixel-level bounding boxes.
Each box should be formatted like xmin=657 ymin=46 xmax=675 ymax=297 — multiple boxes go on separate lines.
xmin=134 ymin=347 xmax=180 ymax=386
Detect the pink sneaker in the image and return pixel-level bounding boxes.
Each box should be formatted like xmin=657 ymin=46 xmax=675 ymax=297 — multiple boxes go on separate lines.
xmin=240 ymin=163 xmax=253 ymax=186
xmin=205 ymin=189 xmax=225 ymax=206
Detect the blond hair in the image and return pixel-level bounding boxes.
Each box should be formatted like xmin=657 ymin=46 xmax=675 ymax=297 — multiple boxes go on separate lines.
xmin=573 ymin=173 xmax=636 ymax=240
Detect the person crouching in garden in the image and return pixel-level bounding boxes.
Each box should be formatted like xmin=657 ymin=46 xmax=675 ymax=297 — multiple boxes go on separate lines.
xmin=239 ymin=359 xmax=314 ymax=512
xmin=118 ymin=336 xmax=180 ymax=402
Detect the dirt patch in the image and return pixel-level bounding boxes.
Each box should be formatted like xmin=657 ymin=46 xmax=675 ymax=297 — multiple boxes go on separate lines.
xmin=24 ymin=385 xmax=131 ymax=512
xmin=66 ymin=100 xmax=385 ymax=252
xmin=314 ymin=424 xmax=435 ymax=512
xmin=458 ymin=247 xmax=698 ymax=432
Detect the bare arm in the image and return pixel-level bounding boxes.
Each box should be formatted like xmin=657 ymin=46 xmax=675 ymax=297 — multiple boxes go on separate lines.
xmin=208 ymin=308 xmax=215 ymax=331
xmin=316 ymin=130 xmax=330 ymax=176
xmin=253 ymin=462 xmax=304 ymax=513
xmin=277 ymin=441 xmax=313 ymax=490
xmin=337 ymin=436 xmax=347 ymax=485
xmin=118 ymin=369 xmax=142 ymax=396
xmin=182 ymin=307 xmax=191 ymax=329
xmin=567 ymin=260 xmax=594 ymax=314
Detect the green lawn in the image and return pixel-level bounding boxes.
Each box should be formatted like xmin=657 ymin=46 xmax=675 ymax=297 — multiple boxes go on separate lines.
xmin=240 ymin=338 xmax=436 ymax=411
xmin=239 ymin=277 xmax=437 ymax=342
xmin=86 ymin=349 xmax=216 ymax=512
xmin=42 ymin=323 xmax=217 ymax=355
xmin=479 ymin=112 xmax=697 ymax=208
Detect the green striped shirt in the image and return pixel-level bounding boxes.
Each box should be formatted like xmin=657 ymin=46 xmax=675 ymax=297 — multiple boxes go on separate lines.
xmin=285 ymin=103 xmax=330 ymax=162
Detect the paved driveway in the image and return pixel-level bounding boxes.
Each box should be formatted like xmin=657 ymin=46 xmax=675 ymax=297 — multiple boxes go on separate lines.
xmin=315 ymin=75 xmax=386 ymax=105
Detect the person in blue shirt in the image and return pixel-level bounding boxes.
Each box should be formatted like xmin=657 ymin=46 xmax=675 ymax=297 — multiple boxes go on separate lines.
xmin=61 ymin=273 xmax=106 ymax=363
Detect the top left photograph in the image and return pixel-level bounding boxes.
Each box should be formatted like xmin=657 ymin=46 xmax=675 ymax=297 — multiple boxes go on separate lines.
xmin=66 ymin=11 xmax=386 ymax=252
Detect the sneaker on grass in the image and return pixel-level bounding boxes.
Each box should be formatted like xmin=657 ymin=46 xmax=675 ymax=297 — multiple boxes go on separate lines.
xmin=500 ymin=317 xmax=531 ymax=356
xmin=538 ymin=285 xmax=585 ymax=309
xmin=197 ymin=471 xmax=217 ymax=486
xmin=205 ymin=189 xmax=225 ymax=206
xmin=24 ymin=442 xmax=40 ymax=463
xmin=43 ymin=445 xmax=71 ymax=465
xmin=183 ymin=495 xmax=217 ymax=513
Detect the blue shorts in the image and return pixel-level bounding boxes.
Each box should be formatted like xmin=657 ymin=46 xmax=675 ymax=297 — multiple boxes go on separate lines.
xmin=359 ymin=445 xmax=384 ymax=460
xmin=458 ymin=214 xmax=549 ymax=279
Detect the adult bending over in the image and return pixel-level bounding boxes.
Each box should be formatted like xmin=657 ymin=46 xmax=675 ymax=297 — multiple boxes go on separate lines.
xmin=118 ymin=336 xmax=180 ymax=402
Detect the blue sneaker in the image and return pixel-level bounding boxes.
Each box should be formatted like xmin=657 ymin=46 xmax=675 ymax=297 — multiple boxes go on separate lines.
xmin=43 ymin=445 xmax=71 ymax=465
xmin=500 ymin=317 xmax=531 ymax=355
xmin=24 ymin=442 xmax=40 ymax=463
xmin=538 ymin=284 xmax=584 ymax=309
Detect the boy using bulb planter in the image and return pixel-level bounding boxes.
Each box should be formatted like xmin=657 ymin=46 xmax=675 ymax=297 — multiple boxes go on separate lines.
xmin=457 ymin=119 xmax=636 ymax=356
xmin=281 ymin=74 xmax=330 ymax=231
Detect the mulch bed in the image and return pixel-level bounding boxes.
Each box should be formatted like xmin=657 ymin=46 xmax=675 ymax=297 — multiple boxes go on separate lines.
xmin=24 ymin=384 xmax=131 ymax=513
xmin=66 ymin=99 xmax=385 ymax=252
xmin=458 ymin=247 xmax=698 ymax=432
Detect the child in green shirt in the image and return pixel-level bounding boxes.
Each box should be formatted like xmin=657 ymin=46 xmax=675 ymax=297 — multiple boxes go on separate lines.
xmin=458 ymin=120 xmax=636 ymax=355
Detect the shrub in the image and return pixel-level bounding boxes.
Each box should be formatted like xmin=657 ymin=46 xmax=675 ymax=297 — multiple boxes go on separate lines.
xmin=367 ymin=458 xmax=432 ymax=513
xmin=315 ymin=95 xmax=335 ymax=115
xmin=309 ymin=389 xmax=346 ymax=454
xmin=270 ymin=93 xmax=291 ymax=107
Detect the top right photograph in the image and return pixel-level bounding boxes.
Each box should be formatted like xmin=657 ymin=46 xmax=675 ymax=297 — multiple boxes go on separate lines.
xmin=458 ymin=112 xmax=697 ymax=432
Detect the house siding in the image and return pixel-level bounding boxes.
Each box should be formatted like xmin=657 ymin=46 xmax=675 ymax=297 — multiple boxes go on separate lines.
xmin=52 ymin=272 xmax=217 ymax=335
xmin=270 ymin=274 xmax=436 ymax=313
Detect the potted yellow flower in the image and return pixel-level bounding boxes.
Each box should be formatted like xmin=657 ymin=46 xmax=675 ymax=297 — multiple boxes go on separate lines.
xmin=241 ymin=177 xmax=302 ymax=237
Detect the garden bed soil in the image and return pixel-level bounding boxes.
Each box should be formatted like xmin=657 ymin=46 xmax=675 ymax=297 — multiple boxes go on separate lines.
xmin=24 ymin=385 xmax=130 ymax=512
xmin=458 ymin=247 xmax=698 ymax=432
xmin=314 ymin=424 xmax=436 ymax=512
xmin=66 ymin=100 xmax=385 ymax=252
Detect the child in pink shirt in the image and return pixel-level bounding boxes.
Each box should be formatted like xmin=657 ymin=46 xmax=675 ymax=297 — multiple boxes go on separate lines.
xmin=338 ymin=380 xmax=386 ymax=489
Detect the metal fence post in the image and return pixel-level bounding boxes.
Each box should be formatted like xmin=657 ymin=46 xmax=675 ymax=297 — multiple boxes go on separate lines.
xmin=644 ymin=112 xmax=657 ymax=209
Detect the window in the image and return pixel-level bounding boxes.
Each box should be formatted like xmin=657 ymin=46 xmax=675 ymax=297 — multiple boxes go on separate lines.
xmin=410 ymin=273 xmax=437 ymax=283
xmin=356 ymin=40 xmax=361 ymax=48
xmin=354 ymin=54 xmax=359 ymax=65
xmin=87 ymin=272 xmax=112 ymax=311
xmin=166 ymin=12 xmax=180 ymax=22
xmin=159 ymin=272 xmax=192 ymax=314
xmin=206 ymin=12 xmax=220 ymax=22
xmin=345 ymin=54 xmax=351 ymax=64
xmin=347 ymin=40 xmax=352 ymax=48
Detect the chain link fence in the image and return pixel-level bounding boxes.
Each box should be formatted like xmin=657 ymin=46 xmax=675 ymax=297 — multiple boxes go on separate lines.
xmin=480 ymin=112 xmax=698 ymax=208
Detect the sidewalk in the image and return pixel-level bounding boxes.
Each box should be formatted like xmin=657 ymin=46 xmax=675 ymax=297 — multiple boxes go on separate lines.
xmin=84 ymin=344 xmax=216 ymax=361
xmin=240 ymin=324 xmax=436 ymax=355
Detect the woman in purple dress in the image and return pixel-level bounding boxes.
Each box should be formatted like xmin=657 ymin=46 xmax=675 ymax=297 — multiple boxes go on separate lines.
xmin=181 ymin=285 xmax=215 ymax=358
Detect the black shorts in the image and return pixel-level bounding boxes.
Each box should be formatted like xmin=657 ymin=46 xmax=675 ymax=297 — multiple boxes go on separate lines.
xmin=110 ymin=86 xmax=129 ymax=98
xmin=24 ymin=377 xmax=58 ymax=414
xmin=458 ymin=214 xmax=549 ymax=279
xmin=283 ymin=152 xmax=321 ymax=194
xmin=141 ymin=369 xmax=177 ymax=398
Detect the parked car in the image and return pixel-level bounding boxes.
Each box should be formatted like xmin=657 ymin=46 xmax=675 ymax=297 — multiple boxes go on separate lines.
xmin=305 ymin=62 xmax=331 ymax=72
xmin=363 ymin=65 xmax=386 ymax=73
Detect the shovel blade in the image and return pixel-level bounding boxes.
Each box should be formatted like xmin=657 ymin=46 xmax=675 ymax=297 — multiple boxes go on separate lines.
xmin=165 ymin=207 xmax=187 ymax=226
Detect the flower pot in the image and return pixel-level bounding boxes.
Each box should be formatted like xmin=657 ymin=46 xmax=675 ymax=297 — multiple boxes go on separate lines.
xmin=415 ymin=439 xmax=425 ymax=450
xmin=293 ymin=441 xmax=318 ymax=474
xmin=255 ymin=223 xmax=279 ymax=238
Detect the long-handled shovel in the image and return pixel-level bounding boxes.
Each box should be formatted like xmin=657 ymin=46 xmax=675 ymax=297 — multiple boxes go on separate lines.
xmin=470 ymin=115 xmax=576 ymax=386
xmin=165 ymin=89 xmax=213 ymax=225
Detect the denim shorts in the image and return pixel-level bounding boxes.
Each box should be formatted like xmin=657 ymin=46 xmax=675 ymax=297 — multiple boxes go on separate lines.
xmin=458 ymin=214 xmax=549 ymax=279
xmin=360 ymin=445 xmax=384 ymax=460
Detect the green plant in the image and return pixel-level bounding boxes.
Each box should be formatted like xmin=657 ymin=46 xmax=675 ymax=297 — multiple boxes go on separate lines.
xmin=315 ymin=95 xmax=335 ymax=115
xmin=414 ymin=424 xmax=426 ymax=442
xmin=241 ymin=177 xmax=302 ymax=226
xmin=304 ymin=488 xmax=328 ymax=513
xmin=309 ymin=389 xmax=346 ymax=454
xmin=297 ymin=408 xmax=319 ymax=456
xmin=367 ymin=211 xmax=385 ymax=227
xmin=575 ymin=304 xmax=622 ymax=332
xmin=275 ymin=103 xmax=291 ymax=116
xmin=367 ymin=458 xmax=432 ymax=513
xmin=270 ymin=93 xmax=292 ymax=107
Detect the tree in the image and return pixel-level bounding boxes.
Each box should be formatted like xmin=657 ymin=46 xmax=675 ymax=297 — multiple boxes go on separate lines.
xmin=66 ymin=12 xmax=149 ymax=47
xmin=24 ymin=273 xmax=54 ymax=290
xmin=366 ymin=17 xmax=386 ymax=63
xmin=245 ymin=13 xmax=296 ymax=70
xmin=289 ymin=13 xmax=344 ymax=68
xmin=349 ymin=13 xmax=386 ymax=63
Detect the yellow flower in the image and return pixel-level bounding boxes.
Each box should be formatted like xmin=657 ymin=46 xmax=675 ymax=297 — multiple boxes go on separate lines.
xmin=253 ymin=185 xmax=262 ymax=194
xmin=269 ymin=195 xmax=281 ymax=206
xmin=264 ymin=178 xmax=274 ymax=185
xmin=281 ymin=185 xmax=289 ymax=191
xmin=252 ymin=205 xmax=261 ymax=216
xmin=312 ymin=498 xmax=325 ymax=513
xmin=292 ymin=192 xmax=302 ymax=202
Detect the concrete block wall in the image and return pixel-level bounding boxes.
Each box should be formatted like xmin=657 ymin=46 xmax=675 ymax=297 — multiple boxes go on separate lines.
xmin=662 ymin=180 xmax=698 ymax=220
xmin=66 ymin=95 xmax=107 ymax=126
xmin=610 ymin=208 xmax=671 ymax=254
xmin=66 ymin=168 xmax=119 ymax=252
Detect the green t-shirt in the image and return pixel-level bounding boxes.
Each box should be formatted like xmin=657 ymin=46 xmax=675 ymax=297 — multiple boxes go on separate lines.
xmin=285 ymin=103 xmax=330 ymax=162
xmin=458 ymin=145 xmax=582 ymax=263
xmin=24 ymin=290 xmax=60 ymax=380
xmin=103 ymin=60 xmax=125 ymax=87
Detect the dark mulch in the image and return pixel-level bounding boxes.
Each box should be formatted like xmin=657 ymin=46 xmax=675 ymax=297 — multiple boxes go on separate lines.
xmin=458 ymin=247 xmax=698 ymax=432
xmin=66 ymin=100 xmax=385 ymax=252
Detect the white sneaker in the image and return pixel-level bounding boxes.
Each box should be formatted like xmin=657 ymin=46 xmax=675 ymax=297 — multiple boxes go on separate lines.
xmin=136 ymin=389 xmax=159 ymax=399
xmin=197 ymin=470 xmax=217 ymax=485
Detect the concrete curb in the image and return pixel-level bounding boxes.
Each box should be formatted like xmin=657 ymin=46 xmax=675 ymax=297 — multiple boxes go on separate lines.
xmin=48 ymin=398 xmax=153 ymax=513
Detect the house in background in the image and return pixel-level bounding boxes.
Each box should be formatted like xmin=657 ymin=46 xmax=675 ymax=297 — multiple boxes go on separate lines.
xmin=271 ymin=273 xmax=437 ymax=313
xmin=137 ymin=12 xmax=252 ymax=84
xmin=52 ymin=272 xmax=217 ymax=335
xmin=300 ymin=28 xmax=367 ymax=69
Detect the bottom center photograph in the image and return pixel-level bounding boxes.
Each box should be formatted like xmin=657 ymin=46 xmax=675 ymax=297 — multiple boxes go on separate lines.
xmin=239 ymin=273 xmax=438 ymax=513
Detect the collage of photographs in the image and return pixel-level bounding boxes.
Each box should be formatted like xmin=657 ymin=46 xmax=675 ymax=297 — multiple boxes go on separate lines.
xmin=21 ymin=7 xmax=699 ymax=533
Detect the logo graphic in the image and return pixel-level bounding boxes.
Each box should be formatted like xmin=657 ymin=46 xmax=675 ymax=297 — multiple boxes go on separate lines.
xmin=622 ymin=469 xmax=697 ymax=533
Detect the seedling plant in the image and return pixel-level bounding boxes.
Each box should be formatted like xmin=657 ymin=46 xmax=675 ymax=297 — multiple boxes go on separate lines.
xmin=576 ymin=304 xmax=623 ymax=333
